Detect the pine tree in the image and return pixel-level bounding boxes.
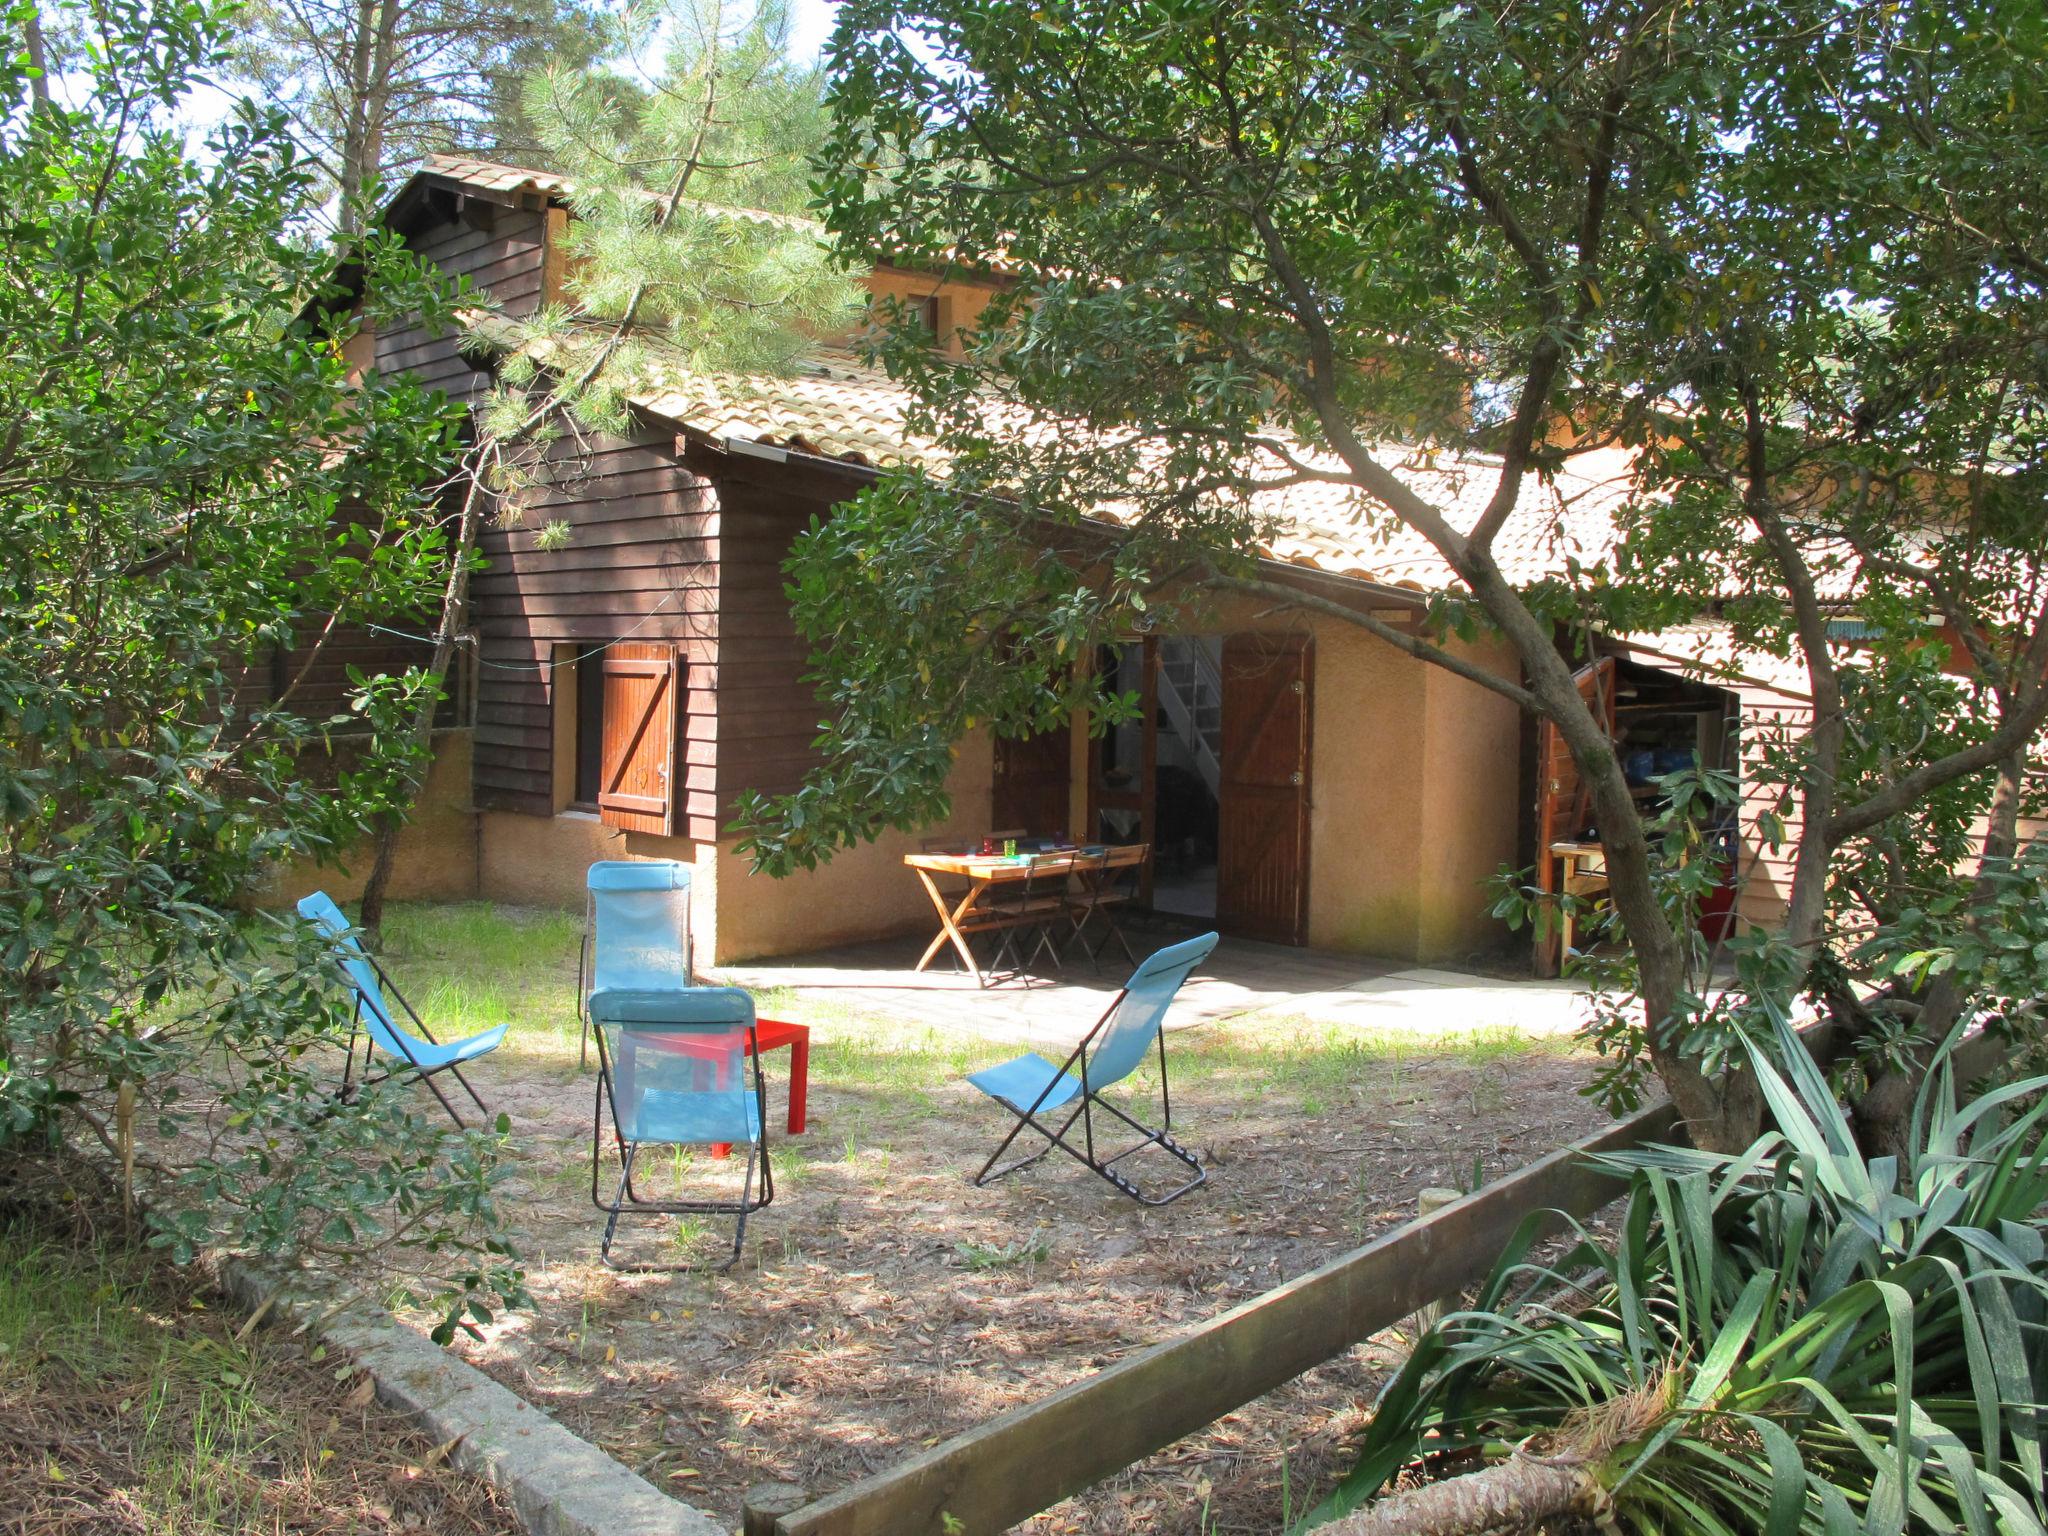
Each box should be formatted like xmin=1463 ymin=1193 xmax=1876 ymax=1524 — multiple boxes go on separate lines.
xmin=356 ymin=0 xmax=860 ymax=930
xmin=227 ymin=0 xmax=621 ymax=229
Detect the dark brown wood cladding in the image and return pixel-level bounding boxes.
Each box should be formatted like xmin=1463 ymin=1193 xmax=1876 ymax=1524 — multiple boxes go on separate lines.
xmin=467 ymin=423 xmax=722 ymax=837
xmin=371 ymin=206 xmax=545 ymax=404
xmin=711 ymin=478 xmax=838 ymax=811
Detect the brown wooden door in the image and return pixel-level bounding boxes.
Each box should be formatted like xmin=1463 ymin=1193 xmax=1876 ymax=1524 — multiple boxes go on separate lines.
xmin=992 ymin=726 xmax=1073 ymax=838
xmin=1216 ymin=634 xmax=1313 ymax=944
xmin=597 ymin=642 xmax=681 ymax=836
xmin=1534 ymin=656 xmax=1617 ymax=974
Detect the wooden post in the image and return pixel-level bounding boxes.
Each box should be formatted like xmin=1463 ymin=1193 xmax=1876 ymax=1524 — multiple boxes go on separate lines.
xmin=1407 ymin=1187 xmax=1462 ymax=1345
xmin=744 ymin=1483 xmax=810 ymax=1536
xmin=776 ymin=1099 xmax=1683 ymax=1536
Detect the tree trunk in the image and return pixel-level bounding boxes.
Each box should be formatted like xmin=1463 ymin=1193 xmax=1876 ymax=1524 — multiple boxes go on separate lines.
xmin=22 ymin=6 xmax=50 ymax=106
xmin=335 ymin=0 xmax=380 ymax=234
xmin=357 ymin=468 xmax=484 ymax=936
xmin=1851 ymin=743 xmax=2030 ymax=1157
xmin=1321 ymin=1452 xmax=1607 ymax=1536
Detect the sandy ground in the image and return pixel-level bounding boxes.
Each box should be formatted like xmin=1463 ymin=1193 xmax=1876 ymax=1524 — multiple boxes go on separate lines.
xmin=418 ymin=919 xmax=1611 ymax=1534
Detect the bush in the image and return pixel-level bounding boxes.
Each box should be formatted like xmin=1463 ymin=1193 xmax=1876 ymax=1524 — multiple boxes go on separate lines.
xmin=0 ymin=0 xmax=518 ymax=1337
xmin=1308 ymin=1005 xmax=2048 ymax=1534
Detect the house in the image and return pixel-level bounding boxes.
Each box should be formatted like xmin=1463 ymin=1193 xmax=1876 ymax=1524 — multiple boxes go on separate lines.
xmin=289 ymin=153 xmax=1812 ymax=970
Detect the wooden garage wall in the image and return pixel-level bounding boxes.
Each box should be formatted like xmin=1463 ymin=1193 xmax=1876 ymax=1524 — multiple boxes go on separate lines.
xmin=467 ymin=429 xmax=722 ymax=837
xmin=1731 ymin=687 xmax=1813 ymax=932
xmin=709 ymin=475 xmax=840 ymax=813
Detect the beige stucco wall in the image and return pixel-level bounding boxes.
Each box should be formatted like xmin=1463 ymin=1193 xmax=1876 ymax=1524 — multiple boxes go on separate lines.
xmin=260 ymin=728 xmax=479 ymax=907
xmin=698 ymin=732 xmax=996 ymax=965
xmin=1142 ymin=599 xmax=1525 ymax=964
xmin=466 ymin=729 xmax=996 ymax=967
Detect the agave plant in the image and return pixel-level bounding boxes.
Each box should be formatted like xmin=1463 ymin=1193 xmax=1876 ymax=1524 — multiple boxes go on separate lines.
xmin=1305 ymin=1005 xmax=2048 ymax=1535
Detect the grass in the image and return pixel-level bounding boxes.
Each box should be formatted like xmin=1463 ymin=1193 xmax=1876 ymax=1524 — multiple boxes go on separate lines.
xmin=0 ymin=1200 xmax=511 ymax=1534
xmin=370 ymin=902 xmax=1577 ymax=1132
xmin=955 ymin=1231 xmax=1054 ymax=1270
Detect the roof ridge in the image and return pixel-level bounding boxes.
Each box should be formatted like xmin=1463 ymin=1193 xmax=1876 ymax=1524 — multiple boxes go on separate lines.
xmin=416 ymin=151 xmax=823 ymax=233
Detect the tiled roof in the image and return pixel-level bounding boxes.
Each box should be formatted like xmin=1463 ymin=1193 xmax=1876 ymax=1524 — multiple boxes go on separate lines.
xmin=419 ymin=153 xmax=571 ymax=202
xmin=1610 ymin=624 xmax=1814 ymax=700
xmin=416 ymin=154 xmax=824 ymax=235
xmin=630 ymin=346 xmax=1637 ymax=592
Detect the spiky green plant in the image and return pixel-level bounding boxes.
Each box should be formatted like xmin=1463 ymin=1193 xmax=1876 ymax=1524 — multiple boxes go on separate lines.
xmin=1307 ymin=1007 xmax=2048 ymax=1535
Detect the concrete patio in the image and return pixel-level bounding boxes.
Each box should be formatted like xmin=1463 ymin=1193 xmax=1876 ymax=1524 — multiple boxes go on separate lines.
xmin=707 ymin=915 xmax=1592 ymax=1050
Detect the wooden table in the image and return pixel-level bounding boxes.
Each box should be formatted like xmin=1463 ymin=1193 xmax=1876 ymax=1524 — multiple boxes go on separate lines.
xmin=904 ymin=846 xmax=1147 ymax=987
xmin=1548 ymin=839 xmax=1609 ymax=962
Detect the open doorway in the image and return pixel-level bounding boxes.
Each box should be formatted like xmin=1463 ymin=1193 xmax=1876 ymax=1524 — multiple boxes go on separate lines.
xmin=1151 ymin=637 xmax=1222 ymax=919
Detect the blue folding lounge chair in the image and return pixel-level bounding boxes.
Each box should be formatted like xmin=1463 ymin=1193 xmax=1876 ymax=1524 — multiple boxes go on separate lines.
xmin=296 ymin=891 xmax=508 ymax=1129
xmin=588 ymin=985 xmax=773 ymax=1271
xmin=578 ymin=860 xmax=692 ymax=1069
xmin=968 ymin=931 xmax=1219 ymax=1205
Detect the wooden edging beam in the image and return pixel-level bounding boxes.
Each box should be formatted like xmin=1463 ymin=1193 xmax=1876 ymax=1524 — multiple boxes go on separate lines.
xmin=775 ymin=1097 xmax=1685 ymax=1536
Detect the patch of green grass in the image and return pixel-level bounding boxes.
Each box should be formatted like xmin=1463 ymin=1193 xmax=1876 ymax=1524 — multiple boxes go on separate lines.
xmin=0 ymin=1214 xmax=502 ymax=1534
xmin=380 ymin=902 xmax=585 ymax=1066
xmin=955 ymin=1231 xmax=1052 ymax=1270
xmin=1177 ymin=1017 xmax=1563 ymax=1100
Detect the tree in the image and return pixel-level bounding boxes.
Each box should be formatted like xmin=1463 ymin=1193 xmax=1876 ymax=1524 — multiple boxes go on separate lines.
xmin=351 ymin=0 xmax=858 ymax=931
xmin=0 ymin=0 xmax=516 ymax=1335
xmin=226 ymin=0 xmax=619 ymax=229
xmin=733 ymin=0 xmax=2048 ymax=1151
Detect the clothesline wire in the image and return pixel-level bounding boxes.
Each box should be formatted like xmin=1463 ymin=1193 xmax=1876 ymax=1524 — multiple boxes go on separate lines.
xmin=365 ymin=587 xmax=686 ymax=672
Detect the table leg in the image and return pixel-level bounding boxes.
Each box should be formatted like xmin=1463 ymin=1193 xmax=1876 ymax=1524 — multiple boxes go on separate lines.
xmin=786 ymin=1030 xmax=808 ymax=1135
xmin=913 ymin=871 xmax=991 ymax=986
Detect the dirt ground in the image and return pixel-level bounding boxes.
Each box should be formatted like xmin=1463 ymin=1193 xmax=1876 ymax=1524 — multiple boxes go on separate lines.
xmin=399 ymin=904 xmax=1611 ymax=1535
xmin=0 ymin=1185 xmax=517 ymax=1536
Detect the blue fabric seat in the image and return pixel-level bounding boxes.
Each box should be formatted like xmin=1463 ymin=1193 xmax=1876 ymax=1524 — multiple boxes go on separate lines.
xmin=968 ymin=1054 xmax=1085 ymax=1115
xmin=589 ymin=983 xmax=773 ymax=1271
xmin=296 ymin=891 xmax=504 ymax=1127
xmin=968 ymin=931 xmax=1219 ymax=1205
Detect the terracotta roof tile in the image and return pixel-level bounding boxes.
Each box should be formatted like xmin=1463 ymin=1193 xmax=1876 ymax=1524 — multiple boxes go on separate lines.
xmin=627 ymin=346 xmax=1636 ymax=591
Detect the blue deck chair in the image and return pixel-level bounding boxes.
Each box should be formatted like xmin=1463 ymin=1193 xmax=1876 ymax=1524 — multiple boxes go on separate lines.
xmin=968 ymin=931 xmax=1219 ymax=1205
xmin=589 ymin=985 xmax=773 ymax=1271
xmin=296 ymin=892 xmax=507 ymax=1128
xmin=578 ymin=860 xmax=692 ymax=1070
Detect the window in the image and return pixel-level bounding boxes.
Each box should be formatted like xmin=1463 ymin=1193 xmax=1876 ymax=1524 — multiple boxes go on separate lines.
xmin=557 ymin=641 xmax=683 ymax=836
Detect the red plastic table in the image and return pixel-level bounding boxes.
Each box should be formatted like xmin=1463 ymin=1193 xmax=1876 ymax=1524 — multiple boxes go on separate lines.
xmin=641 ymin=1016 xmax=809 ymax=1158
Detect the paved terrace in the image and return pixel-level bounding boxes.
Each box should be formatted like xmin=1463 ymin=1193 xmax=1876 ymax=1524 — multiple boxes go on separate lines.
xmin=708 ymin=916 xmax=1592 ymax=1050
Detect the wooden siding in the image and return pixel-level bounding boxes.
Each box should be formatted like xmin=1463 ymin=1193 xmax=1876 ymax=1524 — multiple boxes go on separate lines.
xmin=467 ymin=428 xmax=723 ymax=837
xmin=711 ymin=476 xmax=839 ymax=814
xmin=374 ymin=202 xmax=545 ymax=402
xmin=1733 ymin=691 xmax=1813 ymax=931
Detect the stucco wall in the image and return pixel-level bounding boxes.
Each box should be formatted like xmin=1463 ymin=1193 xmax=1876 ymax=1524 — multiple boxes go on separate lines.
xmin=260 ymin=729 xmax=479 ymax=907
xmin=1287 ymin=619 xmax=1519 ymax=962
xmin=1117 ymin=599 xmax=1525 ymax=964
xmin=1414 ymin=639 xmax=1525 ymax=957
xmin=698 ymin=732 xmax=996 ymax=965
xmin=467 ymin=730 xmax=996 ymax=967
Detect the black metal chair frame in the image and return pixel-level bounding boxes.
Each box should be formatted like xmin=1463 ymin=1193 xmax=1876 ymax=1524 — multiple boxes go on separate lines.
xmin=590 ymin=1018 xmax=775 ymax=1272
xmin=335 ymin=949 xmax=493 ymax=1130
xmin=973 ymin=987 xmax=1206 ymax=1206
xmin=1065 ymin=852 xmax=1142 ymax=968
xmin=984 ymin=853 xmax=1069 ymax=981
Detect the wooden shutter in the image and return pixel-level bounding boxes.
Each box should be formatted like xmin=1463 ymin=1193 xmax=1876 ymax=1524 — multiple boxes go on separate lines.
xmin=597 ymin=642 xmax=681 ymax=836
xmin=1215 ymin=633 xmax=1313 ymax=945
xmin=1534 ymin=656 xmax=1617 ymax=974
